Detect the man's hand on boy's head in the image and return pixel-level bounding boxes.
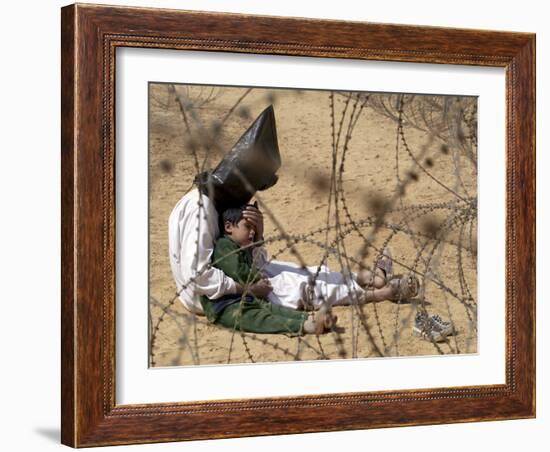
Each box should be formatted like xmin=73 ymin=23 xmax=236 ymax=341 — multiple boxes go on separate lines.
xmin=242 ymin=204 xmax=264 ymax=241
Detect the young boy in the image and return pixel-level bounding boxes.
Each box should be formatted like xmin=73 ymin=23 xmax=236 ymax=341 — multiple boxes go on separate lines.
xmin=200 ymin=206 xmax=336 ymax=336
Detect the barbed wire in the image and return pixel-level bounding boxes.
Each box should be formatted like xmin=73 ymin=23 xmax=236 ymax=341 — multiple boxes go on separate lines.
xmin=148 ymin=85 xmax=478 ymax=366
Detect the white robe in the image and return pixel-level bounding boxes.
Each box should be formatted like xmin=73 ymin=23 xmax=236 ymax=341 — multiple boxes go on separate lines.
xmin=168 ymin=189 xmax=364 ymax=314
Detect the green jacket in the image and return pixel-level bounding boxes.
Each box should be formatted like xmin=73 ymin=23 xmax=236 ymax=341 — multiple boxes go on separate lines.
xmin=211 ymin=236 xmax=262 ymax=285
xmin=200 ymin=236 xmax=262 ymax=321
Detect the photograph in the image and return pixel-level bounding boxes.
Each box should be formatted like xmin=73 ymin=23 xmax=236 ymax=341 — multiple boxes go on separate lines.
xmin=2 ymin=0 xmax=545 ymax=449
xmin=55 ymin=1 xmax=537 ymax=446
xmin=148 ymin=83 xmax=479 ymax=367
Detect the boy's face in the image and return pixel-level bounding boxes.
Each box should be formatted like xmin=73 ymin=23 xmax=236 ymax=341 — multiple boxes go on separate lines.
xmin=225 ymin=218 xmax=255 ymax=246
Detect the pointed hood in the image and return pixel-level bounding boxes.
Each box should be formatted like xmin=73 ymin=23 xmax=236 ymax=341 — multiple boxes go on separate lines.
xmin=199 ymin=105 xmax=281 ymax=210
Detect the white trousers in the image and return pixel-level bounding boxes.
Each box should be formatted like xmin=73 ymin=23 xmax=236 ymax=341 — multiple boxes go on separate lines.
xmin=263 ymin=261 xmax=365 ymax=309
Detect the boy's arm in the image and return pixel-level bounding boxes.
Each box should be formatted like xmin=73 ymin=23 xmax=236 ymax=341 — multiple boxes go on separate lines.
xmin=213 ymin=238 xmax=260 ymax=285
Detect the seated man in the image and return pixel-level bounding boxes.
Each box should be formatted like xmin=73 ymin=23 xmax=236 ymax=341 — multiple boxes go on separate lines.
xmin=168 ymin=105 xmax=282 ymax=315
xmin=201 ymin=206 xmax=336 ymax=336
xmin=168 ymin=105 xmax=419 ymax=318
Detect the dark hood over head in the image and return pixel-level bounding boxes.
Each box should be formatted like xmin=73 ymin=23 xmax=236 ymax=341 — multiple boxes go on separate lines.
xmin=197 ymin=105 xmax=281 ymax=210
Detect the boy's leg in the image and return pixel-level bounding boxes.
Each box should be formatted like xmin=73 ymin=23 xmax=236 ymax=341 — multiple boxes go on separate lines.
xmin=271 ymin=302 xmax=338 ymax=332
xmin=216 ymin=299 xmax=308 ymax=336
xmin=269 ymin=302 xmax=309 ymax=321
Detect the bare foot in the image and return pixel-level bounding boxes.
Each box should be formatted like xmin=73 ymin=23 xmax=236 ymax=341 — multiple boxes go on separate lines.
xmin=362 ymin=285 xmax=394 ymax=302
xmin=360 ymin=273 xmax=420 ymax=303
xmin=357 ymin=268 xmax=386 ymax=288
xmin=303 ymin=305 xmax=337 ymax=334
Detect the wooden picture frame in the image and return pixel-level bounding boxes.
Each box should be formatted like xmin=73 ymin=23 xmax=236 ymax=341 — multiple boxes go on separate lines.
xmin=61 ymin=3 xmax=535 ymax=447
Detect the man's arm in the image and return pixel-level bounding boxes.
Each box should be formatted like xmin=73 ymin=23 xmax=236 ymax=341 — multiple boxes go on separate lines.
xmin=242 ymin=203 xmax=270 ymax=269
xmin=168 ymin=195 xmax=238 ymax=300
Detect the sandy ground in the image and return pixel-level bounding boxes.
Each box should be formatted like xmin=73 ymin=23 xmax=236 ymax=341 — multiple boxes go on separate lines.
xmin=148 ymin=84 xmax=478 ymax=367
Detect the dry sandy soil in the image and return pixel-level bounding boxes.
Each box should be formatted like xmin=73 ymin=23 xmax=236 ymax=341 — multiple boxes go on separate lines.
xmin=148 ymin=83 xmax=478 ymax=367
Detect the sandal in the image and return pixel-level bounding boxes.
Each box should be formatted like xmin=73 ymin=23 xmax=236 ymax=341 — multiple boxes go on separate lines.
xmin=357 ymin=246 xmax=394 ymax=288
xmin=376 ymin=246 xmax=394 ymax=281
xmin=387 ymin=272 xmax=419 ymax=301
